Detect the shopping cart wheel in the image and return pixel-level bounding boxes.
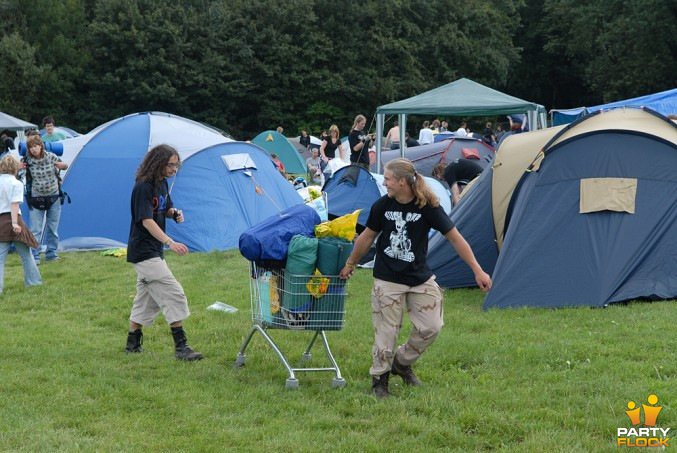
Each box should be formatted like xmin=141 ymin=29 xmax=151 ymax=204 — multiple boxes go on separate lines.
xmin=285 ymin=378 xmax=300 ymax=389
xmin=234 ymin=354 xmax=246 ymax=368
xmin=332 ymin=378 xmax=346 ymax=389
xmin=301 ymin=352 xmax=312 ymax=362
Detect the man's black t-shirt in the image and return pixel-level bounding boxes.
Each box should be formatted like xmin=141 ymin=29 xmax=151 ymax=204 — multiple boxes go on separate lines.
xmin=443 ymin=158 xmax=484 ymax=186
xmin=349 ymin=129 xmax=370 ymax=165
xmin=367 ymin=195 xmax=454 ymax=287
xmin=127 ymin=179 xmax=173 ymax=264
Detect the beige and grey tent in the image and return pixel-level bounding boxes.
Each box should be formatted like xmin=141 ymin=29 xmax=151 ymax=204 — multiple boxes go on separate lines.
xmin=428 ymin=108 xmax=677 ymax=308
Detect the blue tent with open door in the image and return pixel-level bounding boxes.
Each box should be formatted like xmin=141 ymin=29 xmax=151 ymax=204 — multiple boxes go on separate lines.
xmin=323 ymin=164 xmax=451 ymax=230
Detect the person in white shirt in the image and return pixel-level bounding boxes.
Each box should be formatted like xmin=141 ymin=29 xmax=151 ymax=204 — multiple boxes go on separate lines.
xmin=0 ymin=154 xmax=42 ymax=293
xmin=418 ymin=121 xmax=434 ymax=145
xmin=455 ymin=122 xmax=468 ymax=137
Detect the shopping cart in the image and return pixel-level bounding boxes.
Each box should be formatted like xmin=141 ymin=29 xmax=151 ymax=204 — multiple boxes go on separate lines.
xmin=235 ymin=262 xmax=347 ymax=389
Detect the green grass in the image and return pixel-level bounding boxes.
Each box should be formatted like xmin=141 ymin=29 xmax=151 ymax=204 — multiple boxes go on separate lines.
xmin=0 ymin=250 xmax=674 ymax=452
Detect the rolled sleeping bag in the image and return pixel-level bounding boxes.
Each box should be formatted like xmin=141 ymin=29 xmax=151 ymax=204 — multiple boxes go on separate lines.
xmin=19 ymin=141 xmax=64 ymax=156
xmin=283 ymin=235 xmax=318 ymax=311
xmin=316 ymin=236 xmax=353 ymax=276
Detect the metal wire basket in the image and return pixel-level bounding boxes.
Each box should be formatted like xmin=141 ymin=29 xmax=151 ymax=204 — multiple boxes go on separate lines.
xmin=249 ymin=263 xmax=346 ymax=331
xmin=235 ymin=262 xmax=348 ymax=389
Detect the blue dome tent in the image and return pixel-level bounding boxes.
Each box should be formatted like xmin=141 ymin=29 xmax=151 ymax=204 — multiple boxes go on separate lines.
xmin=58 ymin=112 xmax=300 ymax=251
xmin=166 ymin=142 xmax=303 ymax=251
xmin=323 ymin=165 xmax=451 ymax=230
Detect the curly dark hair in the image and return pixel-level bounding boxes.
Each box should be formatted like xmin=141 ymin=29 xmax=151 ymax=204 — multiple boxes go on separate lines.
xmin=135 ymin=144 xmax=180 ymax=185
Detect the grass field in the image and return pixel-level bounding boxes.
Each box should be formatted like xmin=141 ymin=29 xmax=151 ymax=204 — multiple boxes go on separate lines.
xmin=0 ymin=249 xmax=674 ymax=452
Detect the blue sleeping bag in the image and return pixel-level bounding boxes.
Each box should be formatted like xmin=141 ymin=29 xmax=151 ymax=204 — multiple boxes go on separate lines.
xmin=239 ymin=204 xmax=321 ymax=261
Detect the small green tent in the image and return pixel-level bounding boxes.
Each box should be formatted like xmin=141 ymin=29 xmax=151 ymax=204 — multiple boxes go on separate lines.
xmin=251 ymin=130 xmax=307 ymax=175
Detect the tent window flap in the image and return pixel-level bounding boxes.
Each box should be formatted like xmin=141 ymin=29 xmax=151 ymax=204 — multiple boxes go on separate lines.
xmin=580 ymin=177 xmax=637 ymax=214
xmin=222 ymin=154 xmax=257 ymax=171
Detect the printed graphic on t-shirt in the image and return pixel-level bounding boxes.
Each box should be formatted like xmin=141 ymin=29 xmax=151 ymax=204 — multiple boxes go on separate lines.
xmin=152 ymin=194 xmax=167 ymax=213
xmin=383 ymin=211 xmax=421 ymax=262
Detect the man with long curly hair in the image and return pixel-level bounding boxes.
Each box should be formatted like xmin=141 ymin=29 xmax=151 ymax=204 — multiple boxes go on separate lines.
xmin=124 ymin=144 xmax=203 ymax=361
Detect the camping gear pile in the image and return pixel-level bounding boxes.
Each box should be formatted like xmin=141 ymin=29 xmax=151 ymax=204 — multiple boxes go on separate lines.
xmin=239 ymin=204 xmax=359 ymax=330
xmin=236 ymin=203 xmax=360 ymax=388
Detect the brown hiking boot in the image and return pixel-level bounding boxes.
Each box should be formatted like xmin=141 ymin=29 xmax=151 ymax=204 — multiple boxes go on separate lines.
xmin=371 ymin=372 xmax=391 ymax=398
xmin=391 ymin=356 xmax=422 ymax=386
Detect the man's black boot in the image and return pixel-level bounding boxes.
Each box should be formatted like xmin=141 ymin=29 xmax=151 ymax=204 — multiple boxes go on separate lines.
xmin=125 ymin=330 xmax=144 ymax=353
xmin=371 ymin=372 xmax=391 ymax=398
xmin=391 ymin=356 xmax=422 ymax=386
xmin=171 ymin=326 xmax=204 ymax=361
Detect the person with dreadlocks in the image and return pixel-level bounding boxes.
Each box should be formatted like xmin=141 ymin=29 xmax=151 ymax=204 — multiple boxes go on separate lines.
xmin=339 ymin=158 xmax=491 ymax=398
xmin=124 ymin=144 xmax=203 ymax=361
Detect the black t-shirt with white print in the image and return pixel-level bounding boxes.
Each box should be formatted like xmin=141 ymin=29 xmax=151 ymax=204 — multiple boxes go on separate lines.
xmin=366 ymin=195 xmax=454 ymax=287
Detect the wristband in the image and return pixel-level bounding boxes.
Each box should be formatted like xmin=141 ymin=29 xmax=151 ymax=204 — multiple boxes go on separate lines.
xmin=164 ymin=237 xmax=173 ymax=246
xmin=345 ymin=259 xmax=357 ymax=269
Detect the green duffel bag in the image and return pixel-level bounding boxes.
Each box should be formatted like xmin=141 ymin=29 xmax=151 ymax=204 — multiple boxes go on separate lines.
xmin=316 ymin=236 xmax=353 ymax=276
xmin=283 ymin=235 xmax=318 ymax=311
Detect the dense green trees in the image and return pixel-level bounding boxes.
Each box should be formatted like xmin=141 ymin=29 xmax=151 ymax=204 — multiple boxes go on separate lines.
xmin=0 ymin=0 xmax=674 ymax=139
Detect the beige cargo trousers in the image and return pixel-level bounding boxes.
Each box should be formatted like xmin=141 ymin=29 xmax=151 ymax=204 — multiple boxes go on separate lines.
xmin=370 ymin=276 xmax=444 ymax=377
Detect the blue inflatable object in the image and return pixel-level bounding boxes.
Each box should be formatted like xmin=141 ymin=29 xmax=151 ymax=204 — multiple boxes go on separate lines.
xmin=239 ymin=204 xmax=321 ymax=261
xmin=19 ymin=141 xmax=64 ymax=156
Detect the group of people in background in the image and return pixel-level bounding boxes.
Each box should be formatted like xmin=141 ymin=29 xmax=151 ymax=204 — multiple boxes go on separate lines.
xmin=407 ymin=114 xmax=528 ymax=149
xmin=300 ymin=114 xmax=375 ymax=185
xmin=0 ymin=116 xmax=69 ymax=296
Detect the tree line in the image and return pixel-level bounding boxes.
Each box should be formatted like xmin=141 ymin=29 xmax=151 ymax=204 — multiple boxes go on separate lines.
xmin=1 ymin=0 xmax=675 ymax=140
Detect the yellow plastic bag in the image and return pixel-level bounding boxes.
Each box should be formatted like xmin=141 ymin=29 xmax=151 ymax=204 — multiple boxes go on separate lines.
xmin=306 ymin=269 xmax=330 ymax=298
xmin=314 ymin=209 xmax=361 ymax=241
xmin=314 ymin=223 xmax=331 ymax=238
